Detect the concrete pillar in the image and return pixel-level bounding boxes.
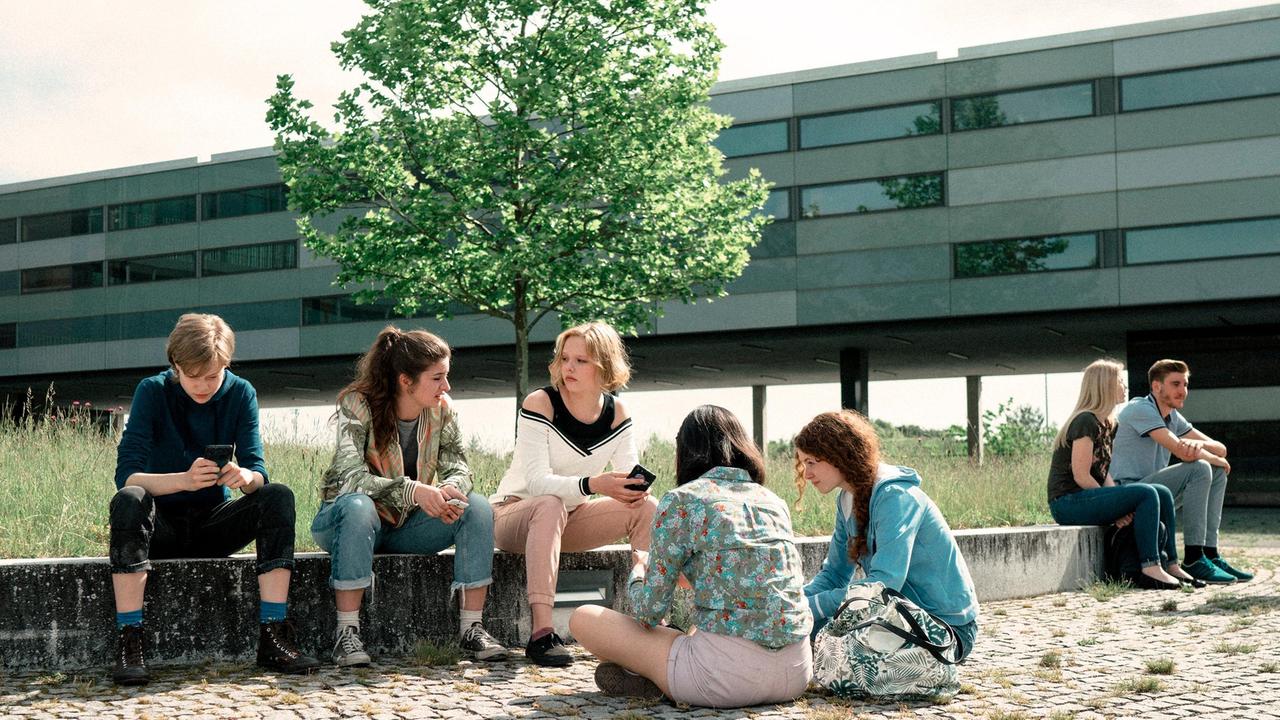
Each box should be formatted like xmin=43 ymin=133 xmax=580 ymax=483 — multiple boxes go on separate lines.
xmin=966 ymin=375 xmax=983 ymax=464
xmin=752 ymin=385 xmax=767 ymax=452
xmin=839 ymin=348 xmax=869 ymax=416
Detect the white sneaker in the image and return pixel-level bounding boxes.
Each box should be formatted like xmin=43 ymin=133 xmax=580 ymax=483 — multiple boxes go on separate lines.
xmin=334 ymin=624 xmax=371 ymax=667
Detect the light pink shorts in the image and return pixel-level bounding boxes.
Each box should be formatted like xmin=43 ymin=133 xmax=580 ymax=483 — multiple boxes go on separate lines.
xmin=665 ymin=630 xmax=812 ymax=708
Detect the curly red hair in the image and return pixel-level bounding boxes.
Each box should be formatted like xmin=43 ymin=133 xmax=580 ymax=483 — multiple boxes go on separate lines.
xmin=794 ymin=410 xmax=881 ymax=563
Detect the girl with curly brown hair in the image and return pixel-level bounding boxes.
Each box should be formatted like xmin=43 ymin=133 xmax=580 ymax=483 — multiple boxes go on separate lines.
xmin=795 ymin=410 xmax=980 ymax=661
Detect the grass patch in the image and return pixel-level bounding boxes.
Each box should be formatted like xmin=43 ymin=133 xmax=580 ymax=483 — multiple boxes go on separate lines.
xmin=1084 ymin=580 xmax=1130 ymax=602
xmin=1213 ymin=642 xmax=1256 ymax=655
xmin=987 ymin=711 xmax=1029 ymax=720
xmin=1146 ymin=617 xmax=1177 ymax=627
xmin=1039 ymin=651 xmax=1061 ymax=668
xmin=1160 ymin=599 xmax=1179 ymax=612
xmin=1112 ymin=676 xmax=1165 ymax=694
xmin=1144 ymin=658 xmax=1175 ymax=675
xmin=1259 ymin=662 xmax=1279 ymax=674
xmin=412 ymin=639 xmax=461 ymax=666
xmin=1076 ymin=636 xmax=1098 ymax=647
xmin=0 ymin=406 xmax=1054 ymax=557
xmin=1052 ymin=597 xmax=1068 ymax=607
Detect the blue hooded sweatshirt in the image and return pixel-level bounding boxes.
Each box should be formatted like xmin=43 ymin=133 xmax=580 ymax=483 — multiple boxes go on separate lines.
xmin=114 ymin=368 xmax=268 ymax=511
xmin=804 ymin=463 xmax=979 ymax=632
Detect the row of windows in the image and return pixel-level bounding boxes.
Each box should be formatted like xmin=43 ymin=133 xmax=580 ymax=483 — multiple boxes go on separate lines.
xmin=0 ymin=184 xmax=288 ymax=245
xmin=3 ymin=215 xmax=1274 ymax=348
xmin=715 ymin=56 xmax=1280 ymax=158
xmin=954 ymin=216 xmax=1280 ymax=278
xmin=0 ymin=294 xmax=430 ymax=350
xmin=756 ymin=175 xmax=944 ymax=221
xmin=5 ymin=241 xmax=298 ymax=295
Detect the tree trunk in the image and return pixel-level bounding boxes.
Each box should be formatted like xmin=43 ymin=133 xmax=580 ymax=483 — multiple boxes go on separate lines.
xmin=512 ymin=276 xmax=530 ymax=422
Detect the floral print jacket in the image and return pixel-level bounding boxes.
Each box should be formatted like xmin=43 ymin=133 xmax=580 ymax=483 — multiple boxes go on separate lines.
xmin=628 ymin=466 xmax=812 ymax=648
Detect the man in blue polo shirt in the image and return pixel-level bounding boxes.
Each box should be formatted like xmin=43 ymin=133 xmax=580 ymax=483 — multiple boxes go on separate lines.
xmin=1111 ymin=359 xmax=1251 ymax=585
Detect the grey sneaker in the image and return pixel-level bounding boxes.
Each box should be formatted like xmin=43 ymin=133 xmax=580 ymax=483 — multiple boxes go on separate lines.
xmin=460 ymin=622 xmax=508 ymax=661
xmin=594 ymin=661 xmax=663 ymax=699
xmin=334 ymin=624 xmax=371 ymax=667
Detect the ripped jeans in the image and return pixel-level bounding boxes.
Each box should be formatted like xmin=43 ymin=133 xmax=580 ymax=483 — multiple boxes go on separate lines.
xmin=310 ymin=492 xmax=494 ymax=593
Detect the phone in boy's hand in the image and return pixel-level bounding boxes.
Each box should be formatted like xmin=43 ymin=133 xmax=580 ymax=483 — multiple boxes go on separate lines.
xmin=625 ymin=463 xmax=657 ymax=491
xmin=445 ymin=497 xmax=470 ymax=509
xmin=203 ymin=444 xmax=234 ymax=469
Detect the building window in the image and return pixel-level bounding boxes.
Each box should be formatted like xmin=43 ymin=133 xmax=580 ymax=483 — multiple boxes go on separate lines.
xmin=21 ymin=262 xmax=104 ymax=294
xmin=201 ymin=240 xmax=297 ymax=276
xmin=16 ymin=300 xmax=301 ymax=348
xmin=303 ymin=295 xmax=401 ymax=325
xmin=20 ymin=207 xmax=103 ymax=243
xmin=0 ymin=270 xmax=17 ymax=297
xmin=761 ymin=188 xmax=791 ymax=221
xmin=0 ymin=218 xmax=15 ymax=245
xmin=951 ymin=82 xmax=1094 ymax=131
xmin=799 ymin=101 xmax=942 ymax=149
xmin=954 ymin=233 xmax=1099 ymax=278
xmin=713 ymin=120 xmax=790 ymax=158
xmin=108 ymin=195 xmax=197 ymax=231
xmin=0 ymin=322 xmax=14 ymax=350
xmin=1120 ymin=56 xmax=1280 ymax=112
xmin=107 ymin=252 xmax=197 ymax=285
xmin=1124 ymin=216 xmax=1280 ymax=265
xmin=201 ymin=184 xmax=289 ymax=221
xmin=800 ymin=173 xmax=944 ymax=218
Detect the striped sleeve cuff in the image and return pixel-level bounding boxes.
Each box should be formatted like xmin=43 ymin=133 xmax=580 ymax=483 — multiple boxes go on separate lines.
xmin=579 ymin=476 xmax=592 ymax=496
xmin=402 ymin=478 xmax=423 ymax=508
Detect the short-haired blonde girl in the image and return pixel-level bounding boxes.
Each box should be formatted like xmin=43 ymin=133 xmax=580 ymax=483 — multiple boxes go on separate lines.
xmin=489 ymin=320 xmax=656 ymax=666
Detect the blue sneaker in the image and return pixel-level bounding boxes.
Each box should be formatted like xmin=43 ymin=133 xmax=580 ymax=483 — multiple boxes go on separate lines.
xmin=1181 ymin=557 xmax=1236 ymax=584
xmin=1210 ymin=556 xmax=1253 ymax=582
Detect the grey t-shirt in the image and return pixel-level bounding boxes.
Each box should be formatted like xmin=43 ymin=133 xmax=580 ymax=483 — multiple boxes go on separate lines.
xmin=1110 ymin=395 xmax=1193 ymax=481
xmin=397 ymin=417 xmax=420 ymax=481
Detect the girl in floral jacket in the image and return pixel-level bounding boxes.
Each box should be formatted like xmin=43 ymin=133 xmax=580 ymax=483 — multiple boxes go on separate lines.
xmin=570 ymin=405 xmax=812 ymax=708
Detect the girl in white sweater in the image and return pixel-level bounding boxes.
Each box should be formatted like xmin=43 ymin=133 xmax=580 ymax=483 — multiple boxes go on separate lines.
xmin=491 ymin=321 xmax=656 ymax=666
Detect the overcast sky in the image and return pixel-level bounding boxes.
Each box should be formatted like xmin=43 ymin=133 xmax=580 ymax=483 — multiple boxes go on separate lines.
xmin=1 ymin=0 xmax=1266 ymax=444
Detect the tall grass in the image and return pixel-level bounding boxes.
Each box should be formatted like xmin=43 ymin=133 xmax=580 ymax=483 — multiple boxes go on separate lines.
xmin=0 ymin=410 xmax=1052 ymax=559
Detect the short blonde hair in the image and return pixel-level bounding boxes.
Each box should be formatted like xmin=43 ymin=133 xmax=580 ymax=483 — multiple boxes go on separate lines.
xmin=167 ymin=313 xmax=235 ymax=374
xmin=548 ymin=321 xmax=631 ymax=392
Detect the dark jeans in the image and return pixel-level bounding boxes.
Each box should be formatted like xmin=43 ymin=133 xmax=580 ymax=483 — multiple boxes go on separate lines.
xmin=1049 ymin=484 xmax=1178 ymax=568
xmin=109 ymin=483 xmax=296 ymax=575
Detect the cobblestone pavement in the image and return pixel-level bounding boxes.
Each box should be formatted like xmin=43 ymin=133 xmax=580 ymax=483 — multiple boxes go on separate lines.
xmin=4 ymin=548 xmax=1278 ymax=720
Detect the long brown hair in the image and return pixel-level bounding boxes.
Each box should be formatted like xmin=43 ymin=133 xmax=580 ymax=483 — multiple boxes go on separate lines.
xmin=339 ymin=326 xmax=451 ymax=455
xmin=794 ymin=410 xmax=881 ymax=562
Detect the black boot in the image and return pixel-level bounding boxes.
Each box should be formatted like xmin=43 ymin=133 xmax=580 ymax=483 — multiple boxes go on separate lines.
xmin=112 ymin=624 xmax=150 ymax=686
xmin=257 ymin=620 xmax=321 ymax=674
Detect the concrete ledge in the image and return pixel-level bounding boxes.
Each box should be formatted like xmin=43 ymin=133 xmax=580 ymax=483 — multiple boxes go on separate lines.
xmin=0 ymin=524 xmax=1101 ymax=672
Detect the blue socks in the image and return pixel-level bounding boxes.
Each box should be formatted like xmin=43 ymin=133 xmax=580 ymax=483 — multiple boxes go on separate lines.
xmin=116 ymin=609 xmax=144 ymax=629
xmin=259 ymin=601 xmax=288 ymax=624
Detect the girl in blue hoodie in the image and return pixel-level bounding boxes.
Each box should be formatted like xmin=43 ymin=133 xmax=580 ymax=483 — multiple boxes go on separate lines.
xmin=796 ymin=410 xmax=980 ymax=661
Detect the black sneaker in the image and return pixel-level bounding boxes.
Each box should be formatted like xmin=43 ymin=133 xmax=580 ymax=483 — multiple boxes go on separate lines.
xmin=459 ymin=622 xmax=508 ymax=661
xmin=594 ymin=661 xmax=663 ymax=699
xmin=112 ymin=624 xmax=150 ymax=686
xmin=525 ymin=631 xmax=572 ymax=666
xmin=257 ymin=620 xmax=321 ymax=674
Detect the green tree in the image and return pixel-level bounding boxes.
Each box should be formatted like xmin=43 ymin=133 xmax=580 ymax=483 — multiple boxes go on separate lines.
xmin=266 ymin=0 xmax=769 ymax=405
xmin=982 ymin=399 xmax=1056 ymax=456
xmin=952 ymin=95 xmax=1007 ymax=131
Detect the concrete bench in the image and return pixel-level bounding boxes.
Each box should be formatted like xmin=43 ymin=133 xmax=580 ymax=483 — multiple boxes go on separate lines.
xmin=0 ymin=525 xmax=1101 ymax=672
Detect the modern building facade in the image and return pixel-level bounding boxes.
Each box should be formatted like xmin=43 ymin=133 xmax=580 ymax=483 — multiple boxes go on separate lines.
xmin=1 ymin=6 xmax=1278 ymax=477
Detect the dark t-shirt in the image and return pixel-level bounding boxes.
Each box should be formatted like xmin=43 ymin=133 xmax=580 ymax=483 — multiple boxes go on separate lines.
xmin=1047 ymin=412 xmax=1114 ymax=503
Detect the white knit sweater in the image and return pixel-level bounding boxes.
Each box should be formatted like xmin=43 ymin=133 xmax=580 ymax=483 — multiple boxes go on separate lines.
xmin=490 ymin=408 xmax=638 ymax=509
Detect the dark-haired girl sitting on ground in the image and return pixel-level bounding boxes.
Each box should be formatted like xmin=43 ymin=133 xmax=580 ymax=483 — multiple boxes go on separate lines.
xmin=570 ymin=405 xmax=812 ymax=708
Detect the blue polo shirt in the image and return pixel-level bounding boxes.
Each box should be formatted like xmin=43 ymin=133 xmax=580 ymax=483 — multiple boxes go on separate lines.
xmin=1109 ymin=394 xmax=1194 ymax=482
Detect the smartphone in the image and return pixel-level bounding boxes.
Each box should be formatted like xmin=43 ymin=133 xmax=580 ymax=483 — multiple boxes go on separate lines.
xmin=625 ymin=463 xmax=657 ymax=491
xmin=203 ymin=444 xmax=234 ymax=469
xmin=445 ymin=497 xmax=470 ymax=509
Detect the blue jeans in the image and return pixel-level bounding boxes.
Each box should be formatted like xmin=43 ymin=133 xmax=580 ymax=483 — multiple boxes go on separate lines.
xmin=1049 ymin=484 xmax=1178 ymax=568
xmin=311 ymin=492 xmax=494 ymax=593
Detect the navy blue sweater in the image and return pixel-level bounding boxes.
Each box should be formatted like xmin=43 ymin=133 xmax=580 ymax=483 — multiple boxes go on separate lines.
xmin=114 ymin=369 xmax=269 ymax=511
